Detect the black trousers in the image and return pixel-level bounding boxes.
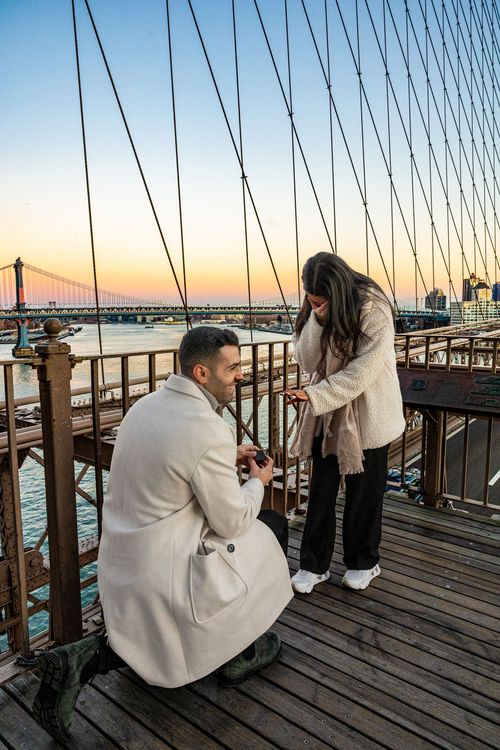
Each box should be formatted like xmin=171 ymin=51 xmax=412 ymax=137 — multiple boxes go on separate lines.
xmin=90 ymin=508 xmax=289 ymax=677
xmin=300 ymin=436 xmax=389 ymax=573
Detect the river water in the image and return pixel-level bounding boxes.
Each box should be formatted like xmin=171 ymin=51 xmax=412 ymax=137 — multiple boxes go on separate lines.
xmin=1 ymin=322 xmax=292 ymax=642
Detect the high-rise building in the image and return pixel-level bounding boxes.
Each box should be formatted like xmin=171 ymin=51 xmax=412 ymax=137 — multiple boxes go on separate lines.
xmin=492 ymin=282 xmax=500 ymax=302
xmin=450 ymin=299 xmax=500 ymax=324
xmin=425 ymin=288 xmax=447 ymax=310
xmin=462 ymin=274 xmax=490 ymax=301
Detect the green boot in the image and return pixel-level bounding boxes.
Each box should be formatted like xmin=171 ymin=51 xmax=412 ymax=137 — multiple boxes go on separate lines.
xmin=33 ymin=634 xmax=102 ymax=741
xmin=218 ymin=631 xmax=281 ymax=687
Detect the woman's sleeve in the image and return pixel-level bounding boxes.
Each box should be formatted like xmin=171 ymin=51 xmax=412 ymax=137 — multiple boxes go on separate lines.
xmin=304 ymin=301 xmax=394 ymax=416
xmin=293 ymin=313 xmax=323 ymax=373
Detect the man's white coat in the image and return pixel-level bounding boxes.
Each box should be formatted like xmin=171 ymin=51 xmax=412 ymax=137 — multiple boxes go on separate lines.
xmin=97 ymin=374 xmax=293 ymax=687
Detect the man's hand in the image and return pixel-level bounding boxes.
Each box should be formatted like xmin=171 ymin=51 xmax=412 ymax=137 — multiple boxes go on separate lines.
xmin=236 ymin=444 xmax=258 ymax=466
xmin=248 ymin=456 xmax=274 ymax=486
xmin=281 ymin=389 xmax=309 ymax=406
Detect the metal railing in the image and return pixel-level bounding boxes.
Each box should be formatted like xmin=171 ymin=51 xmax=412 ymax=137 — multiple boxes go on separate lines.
xmin=0 ymin=321 xmax=499 ymax=665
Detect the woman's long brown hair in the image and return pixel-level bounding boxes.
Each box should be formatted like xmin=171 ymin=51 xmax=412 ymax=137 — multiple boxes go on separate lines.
xmin=295 ymin=252 xmax=390 ymax=374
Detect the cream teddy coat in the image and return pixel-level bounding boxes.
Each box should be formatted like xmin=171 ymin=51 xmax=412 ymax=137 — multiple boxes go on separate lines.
xmin=97 ymin=374 xmax=293 ymax=688
xmin=295 ymin=295 xmax=405 ymax=450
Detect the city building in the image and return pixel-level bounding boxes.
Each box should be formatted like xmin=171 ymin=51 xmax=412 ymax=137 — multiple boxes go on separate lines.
xmin=425 ymin=288 xmax=447 ymax=310
xmin=492 ymin=282 xmax=500 ymax=301
xmin=462 ymin=274 xmax=490 ymax=301
xmin=450 ymin=299 xmax=500 ymax=324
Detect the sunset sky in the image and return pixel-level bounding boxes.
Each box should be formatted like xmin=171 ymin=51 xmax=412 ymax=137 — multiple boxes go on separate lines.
xmin=1 ymin=0 xmax=497 ymax=306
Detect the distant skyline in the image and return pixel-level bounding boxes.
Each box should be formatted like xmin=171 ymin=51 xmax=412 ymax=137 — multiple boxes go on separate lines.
xmin=1 ymin=1 xmax=499 ymax=304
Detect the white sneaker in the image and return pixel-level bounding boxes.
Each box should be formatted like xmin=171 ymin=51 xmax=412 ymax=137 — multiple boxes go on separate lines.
xmin=342 ymin=564 xmax=380 ymax=590
xmin=291 ymin=569 xmax=330 ymax=594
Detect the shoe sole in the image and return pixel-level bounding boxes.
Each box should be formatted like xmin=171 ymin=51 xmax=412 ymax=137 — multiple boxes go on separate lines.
xmin=342 ymin=565 xmax=381 ymax=591
xmin=292 ymin=571 xmax=330 ymax=594
xmin=33 ymin=650 xmax=72 ymax=742
xmin=218 ymin=644 xmax=282 ymax=687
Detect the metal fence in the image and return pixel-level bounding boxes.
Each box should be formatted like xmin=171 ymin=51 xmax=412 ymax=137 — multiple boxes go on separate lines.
xmin=0 ymin=323 xmax=499 ymax=664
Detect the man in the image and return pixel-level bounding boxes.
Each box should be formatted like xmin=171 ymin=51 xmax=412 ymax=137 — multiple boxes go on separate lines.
xmin=34 ymin=327 xmax=293 ymax=742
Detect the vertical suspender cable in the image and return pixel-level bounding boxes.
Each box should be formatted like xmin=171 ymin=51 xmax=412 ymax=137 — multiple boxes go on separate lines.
xmin=165 ymin=0 xmax=190 ymax=330
xmin=284 ymin=0 xmax=302 ymax=305
xmin=492 ymin=0 xmax=498 ymax=310
xmin=355 ymin=0 xmax=370 ymax=275
xmin=231 ymin=0 xmax=254 ymax=339
xmin=425 ymin=0 xmax=437 ymax=306
xmin=383 ymin=0 xmax=397 ymax=303
xmin=442 ymin=1 xmax=453 ymax=313
xmin=71 ymin=0 xmax=106 ymax=386
xmin=324 ymin=0 xmax=338 ymax=254
xmin=405 ymin=2 xmax=419 ymax=312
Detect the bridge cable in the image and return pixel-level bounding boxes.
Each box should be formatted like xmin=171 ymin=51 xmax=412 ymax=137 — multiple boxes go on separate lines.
xmin=424 ymin=0 xmax=437 ymax=309
xmin=355 ymin=0 xmax=370 ymax=276
xmin=231 ymin=0 xmax=254 ymax=339
xmin=186 ymin=0 xmax=293 ymax=325
xmin=82 ymin=0 xmax=190 ymax=321
xmin=383 ymin=0 xmax=397 ymax=300
xmin=165 ymin=0 xmax=191 ymax=330
xmin=71 ymin=0 xmax=106 ymax=385
xmin=284 ymin=0 xmax=303 ymax=307
xmin=252 ymin=0 xmax=335 ymax=255
xmin=324 ymin=0 xmax=338 ymax=255
xmin=300 ymin=1 xmax=403 ymax=318
xmin=363 ymin=0 xmax=470 ymax=321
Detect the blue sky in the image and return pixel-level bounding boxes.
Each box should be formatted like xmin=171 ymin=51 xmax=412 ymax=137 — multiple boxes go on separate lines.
xmin=1 ymin=0 xmax=498 ymax=305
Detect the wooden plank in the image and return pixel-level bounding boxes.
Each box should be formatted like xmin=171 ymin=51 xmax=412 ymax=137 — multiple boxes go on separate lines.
xmin=290 ymin=537 xmax=500 ymax=625
xmin=287 ymin=554 xmax=500 ymax=666
xmin=258 ymin=662 xmax=437 ymax=750
xmin=282 ymin=601 xmax=500 ymax=730
xmin=0 ymin=683 xmax=67 ymax=749
xmin=288 ymin=531 xmax=500 ymax=601
xmin=276 ymin=644 xmax=475 ymax=750
xmin=191 ymin=674 xmax=334 ymax=750
xmin=381 ymin=509 xmax=500 ymax=551
xmin=277 ymin=615 xmax=499 ymax=748
xmin=126 ymin=671 xmax=278 ymax=750
xmin=382 ymin=495 xmax=500 ymax=536
xmin=75 ymin=681 xmax=173 ymax=749
xmin=238 ymin=673 xmax=384 ymax=750
xmin=92 ymin=671 xmax=222 ymax=750
xmin=4 ymin=671 xmax=117 ymax=749
xmin=287 ymin=557 xmax=500 ymax=681
xmin=287 ymin=580 xmax=500 ymax=700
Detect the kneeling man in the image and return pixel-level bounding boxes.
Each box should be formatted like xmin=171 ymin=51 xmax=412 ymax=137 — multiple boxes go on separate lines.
xmin=34 ymin=326 xmax=293 ymax=742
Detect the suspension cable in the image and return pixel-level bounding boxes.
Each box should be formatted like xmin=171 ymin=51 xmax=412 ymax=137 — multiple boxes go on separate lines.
xmin=187 ymin=0 xmax=293 ymax=324
xmin=71 ymin=0 xmax=106 ymax=385
xmin=165 ymin=0 xmax=190 ymax=330
xmin=231 ymin=0 xmax=254 ymax=339
xmin=284 ymin=0 xmax=302 ymax=306
xmin=82 ymin=0 xmax=190 ymax=321
xmin=324 ymin=0 xmax=338 ymax=254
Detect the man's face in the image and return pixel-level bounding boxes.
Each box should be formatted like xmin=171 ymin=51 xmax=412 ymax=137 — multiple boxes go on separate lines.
xmin=203 ymin=345 xmax=243 ymax=404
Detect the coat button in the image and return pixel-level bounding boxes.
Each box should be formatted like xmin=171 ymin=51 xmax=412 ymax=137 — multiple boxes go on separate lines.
xmin=227 ymin=544 xmax=235 ymax=553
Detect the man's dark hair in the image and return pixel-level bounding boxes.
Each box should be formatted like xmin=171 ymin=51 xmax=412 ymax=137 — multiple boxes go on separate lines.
xmin=179 ymin=326 xmax=239 ymax=376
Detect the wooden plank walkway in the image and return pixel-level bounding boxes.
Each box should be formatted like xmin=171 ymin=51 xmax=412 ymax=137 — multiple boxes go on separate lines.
xmin=1 ymin=493 xmax=499 ymax=749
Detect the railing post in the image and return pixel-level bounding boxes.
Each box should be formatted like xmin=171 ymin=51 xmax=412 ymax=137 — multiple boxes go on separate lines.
xmin=423 ymin=409 xmax=444 ymax=508
xmin=34 ymin=319 xmax=82 ymax=644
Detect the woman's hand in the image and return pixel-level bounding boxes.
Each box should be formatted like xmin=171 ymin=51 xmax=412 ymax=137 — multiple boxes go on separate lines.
xmin=311 ymin=299 xmax=329 ymax=325
xmin=281 ymin=389 xmax=309 ymax=405
xmin=236 ymin=444 xmax=258 ymax=466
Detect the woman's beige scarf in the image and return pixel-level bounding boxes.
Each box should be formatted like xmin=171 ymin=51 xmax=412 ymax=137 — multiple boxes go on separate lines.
xmin=289 ymin=351 xmax=365 ymax=475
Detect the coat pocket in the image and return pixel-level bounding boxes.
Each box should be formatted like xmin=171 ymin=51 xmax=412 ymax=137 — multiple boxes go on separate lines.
xmin=189 ymin=549 xmax=247 ymax=623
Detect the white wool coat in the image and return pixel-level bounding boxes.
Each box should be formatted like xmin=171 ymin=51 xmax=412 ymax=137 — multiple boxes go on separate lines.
xmin=296 ymin=296 xmax=405 ymax=449
xmin=97 ymin=375 xmax=293 ymax=688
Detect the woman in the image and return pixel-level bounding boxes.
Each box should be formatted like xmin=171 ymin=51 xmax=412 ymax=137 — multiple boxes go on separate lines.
xmin=284 ymin=252 xmax=405 ymax=593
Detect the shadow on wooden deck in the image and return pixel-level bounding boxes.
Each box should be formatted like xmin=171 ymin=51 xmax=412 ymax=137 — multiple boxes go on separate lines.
xmin=1 ymin=494 xmax=499 ymax=749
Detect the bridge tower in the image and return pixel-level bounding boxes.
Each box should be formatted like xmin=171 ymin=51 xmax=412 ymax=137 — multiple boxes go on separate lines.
xmin=12 ymin=257 xmax=34 ymax=358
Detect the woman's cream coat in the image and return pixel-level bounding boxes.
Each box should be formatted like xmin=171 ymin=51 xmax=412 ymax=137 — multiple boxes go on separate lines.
xmin=97 ymin=375 xmax=293 ymax=688
xmin=296 ymin=296 xmax=405 ymax=450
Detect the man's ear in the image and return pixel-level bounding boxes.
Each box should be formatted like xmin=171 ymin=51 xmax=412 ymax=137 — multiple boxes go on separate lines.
xmin=192 ymin=363 xmax=209 ymax=384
